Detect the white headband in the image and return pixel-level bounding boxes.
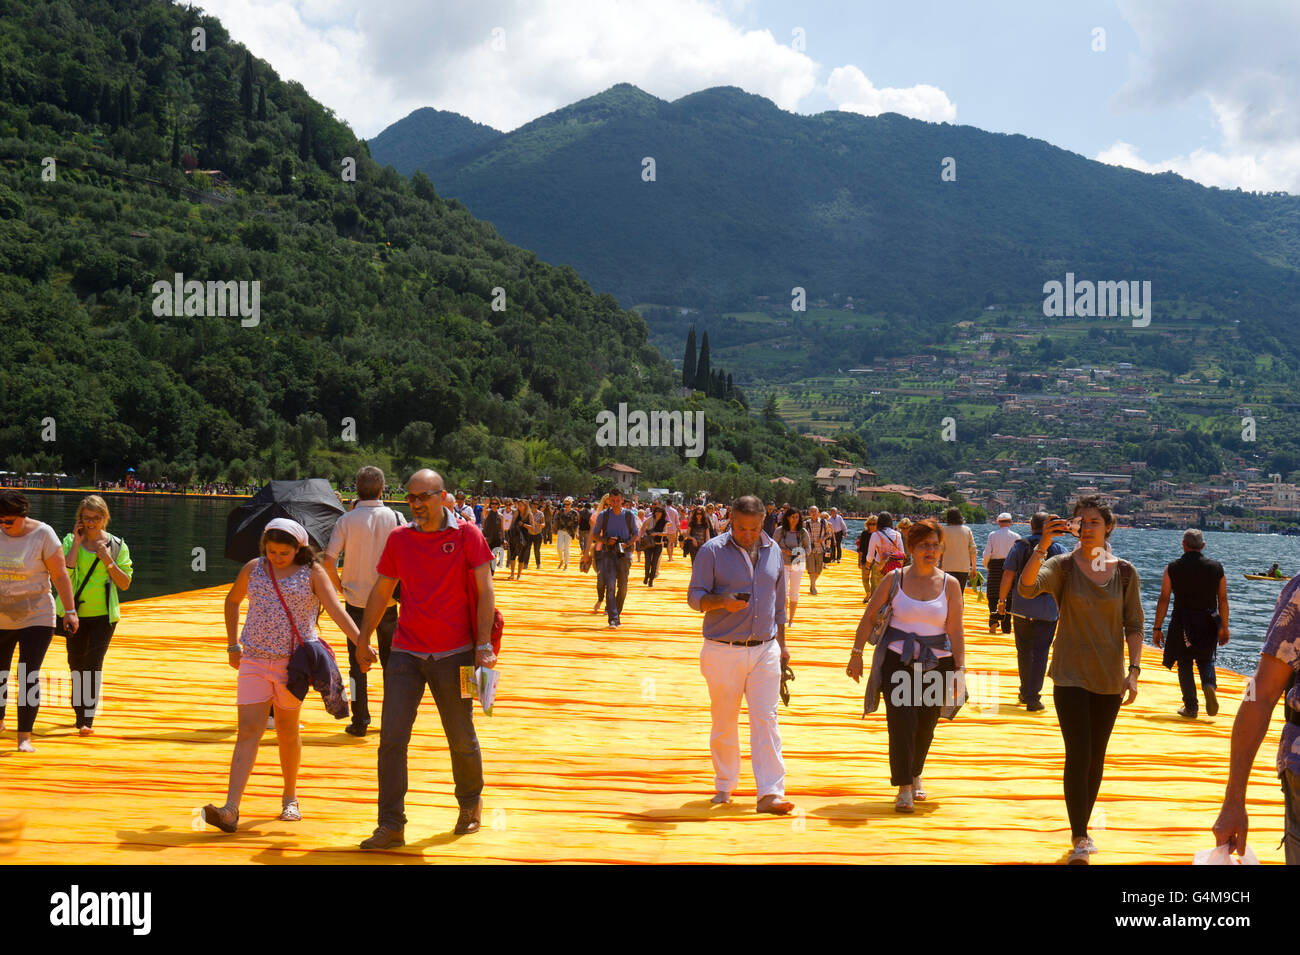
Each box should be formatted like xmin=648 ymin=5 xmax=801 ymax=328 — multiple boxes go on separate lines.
xmin=265 ymin=517 xmax=309 ymax=548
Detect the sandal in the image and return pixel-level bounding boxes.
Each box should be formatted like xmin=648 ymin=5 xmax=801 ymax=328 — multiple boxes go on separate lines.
xmin=912 ymin=777 xmax=927 ymax=801
xmin=278 ymin=798 xmax=301 ymax=822
xmin=202 ymin=804 xmax=239 ymax=833
xmin=895 ymin=789 xmax=914 ymax=813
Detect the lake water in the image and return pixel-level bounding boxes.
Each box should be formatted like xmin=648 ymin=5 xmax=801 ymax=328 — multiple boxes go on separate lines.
xmin=844 ymin=520 xmax=1296 ymax=675
xmin=18 ymin=494 xmax=1292 ymax=675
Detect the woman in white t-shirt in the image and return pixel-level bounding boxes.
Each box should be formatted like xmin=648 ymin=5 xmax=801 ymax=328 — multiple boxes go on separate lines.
xmin=0 ymin=490 xmax=79 ymax=752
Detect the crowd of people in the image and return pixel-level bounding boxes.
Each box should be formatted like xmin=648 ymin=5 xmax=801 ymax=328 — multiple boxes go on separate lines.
xmin=1 ymin=475 xmax=1296 ymax=865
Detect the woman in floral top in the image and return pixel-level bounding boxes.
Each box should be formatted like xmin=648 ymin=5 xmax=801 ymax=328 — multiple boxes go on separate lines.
xmin=202 ymin=519 xmax=359 ymax=832
xmin=1214 ymin=574 xmax=1300 ymax=864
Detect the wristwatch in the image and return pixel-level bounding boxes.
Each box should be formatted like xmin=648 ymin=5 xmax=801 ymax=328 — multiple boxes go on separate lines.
xmin=475 ymin=642 xmax=494 ymax=652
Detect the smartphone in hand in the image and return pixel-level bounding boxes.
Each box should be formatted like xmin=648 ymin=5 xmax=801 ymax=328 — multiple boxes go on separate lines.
xmin=736 ymin=592 xmax=751 ymax=602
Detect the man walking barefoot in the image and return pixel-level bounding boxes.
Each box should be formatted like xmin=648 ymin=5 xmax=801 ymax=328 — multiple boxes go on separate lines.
xmin=687 ymin=495 xmax=795 ymax=816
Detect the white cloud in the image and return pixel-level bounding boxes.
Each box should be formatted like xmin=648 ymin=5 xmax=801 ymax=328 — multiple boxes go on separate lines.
xmin=825 ymin=64 xmax=956 ymax=123
xmin=1095 ymin=139 xmax=1300 ymax=194
xmin=200 ymin=0 xmax=823 ymax=135
xmin=1111 ymin=0 xmax=1300 ymax=193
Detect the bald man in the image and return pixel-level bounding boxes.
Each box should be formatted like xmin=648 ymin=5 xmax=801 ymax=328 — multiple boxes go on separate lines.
xmin=357 ymin=469 xmax=498 ymax=849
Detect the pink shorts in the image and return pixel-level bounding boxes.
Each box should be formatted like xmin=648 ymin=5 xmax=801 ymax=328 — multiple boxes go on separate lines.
xmin=236 ymin=654 xmax=301 ymax=710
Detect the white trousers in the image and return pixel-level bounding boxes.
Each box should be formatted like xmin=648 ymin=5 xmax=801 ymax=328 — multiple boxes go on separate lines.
xmin=699 ymin=638 xmax=785 ymax=799
xmin=556 ymin=531 xmax=572 ymax=567
xmin=786 ymin=562 xmax=804 ymax=600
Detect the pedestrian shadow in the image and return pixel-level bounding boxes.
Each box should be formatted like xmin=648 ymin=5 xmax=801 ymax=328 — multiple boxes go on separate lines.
xmin=1143 ymin=713 xmax=1213 ymax=724
xmin=812 ymin=800 xmax=942 ymax=826
xmin=621 ymin=799 xmax=748 ymax=831
xmin=122 ymin=727 xmax=238 ymax=742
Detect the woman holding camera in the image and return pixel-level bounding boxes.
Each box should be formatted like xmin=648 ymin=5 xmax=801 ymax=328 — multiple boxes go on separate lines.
xmin=1017 ymin=495 xmax=1143 ymax=865
xmin=775 ymin=509 xmax=811 ymax=626
xmin=54 ymin=495 xmax=133 ymax=736
xmin=0 ymin=490 xmax=78 ymax=751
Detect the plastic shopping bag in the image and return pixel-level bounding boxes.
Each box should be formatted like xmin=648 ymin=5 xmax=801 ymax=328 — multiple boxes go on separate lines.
xmin=1193 ymin=844 xmax=1260 ymax=865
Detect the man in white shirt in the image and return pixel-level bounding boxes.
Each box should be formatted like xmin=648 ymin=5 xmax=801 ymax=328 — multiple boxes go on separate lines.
xmin=325 ymin=466 xmax=405 ymax=736
xmin=827 ymin=508 xmax=848 ymax=563
xmin=982 ymin=512 xmax=1020 ymax=634
xmin=453 ymin=490 xmax=475 ymax=524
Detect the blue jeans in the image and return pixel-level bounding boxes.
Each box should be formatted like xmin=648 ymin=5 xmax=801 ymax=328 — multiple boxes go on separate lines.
xmin=1012 ymin=615 xmax=1056 ymax=705
xmin=377 ymin=649 xmax=482 ymax=829
xmin=345 ymin=603 xmax=396 ymax=727
xmin=1176 ymin=650 xmax=1217 ymax=713
xmin=598 ymin=550 xmax=630 ymax=624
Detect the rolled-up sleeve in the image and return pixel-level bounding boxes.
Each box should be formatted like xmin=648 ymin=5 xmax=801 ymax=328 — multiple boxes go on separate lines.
xmin=1123 ymin=567 xmax=1145 ymax=633
xmin=687 ymin=541 xmax=715 ymax=612
xmin=1018 ymin=553 xmax=1064 ymax=602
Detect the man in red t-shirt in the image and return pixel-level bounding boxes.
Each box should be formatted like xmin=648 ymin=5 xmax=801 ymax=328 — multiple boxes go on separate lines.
xmin=356 ymin=469 xmax=497 ymax=850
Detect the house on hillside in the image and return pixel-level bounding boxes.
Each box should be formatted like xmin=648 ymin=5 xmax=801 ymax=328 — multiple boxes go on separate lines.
xmin=816 ymin=467 xmax=876 ymax=495
xmin=591 ymin=462 xmax=641 ymax=495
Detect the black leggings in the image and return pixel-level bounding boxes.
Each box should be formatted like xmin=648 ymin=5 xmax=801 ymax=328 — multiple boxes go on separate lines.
xmin=0 ymin=625 xmax=55 ymax=733
xmin=61 ymin=615 xmax=117 ymax=728
xmin=881 ymin=650 xmax=955 ymax=786
xmin=1053 ymin=685 xmax=1123 ymax=841
xmin=643 ymin=545 xmax=662 ymax=582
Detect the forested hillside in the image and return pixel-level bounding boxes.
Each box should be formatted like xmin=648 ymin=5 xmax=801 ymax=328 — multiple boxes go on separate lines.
xmin=0 ymin=0 xmax=832 ymax=499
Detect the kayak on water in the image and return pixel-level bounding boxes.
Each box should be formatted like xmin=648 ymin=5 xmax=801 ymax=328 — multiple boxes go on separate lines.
xmin=1244 ymin=573 xmax=1292 ymax=581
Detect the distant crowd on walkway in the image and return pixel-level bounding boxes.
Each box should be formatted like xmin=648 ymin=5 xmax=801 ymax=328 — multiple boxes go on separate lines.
xmin=3 ymin=472 xmax=1297 ymax=865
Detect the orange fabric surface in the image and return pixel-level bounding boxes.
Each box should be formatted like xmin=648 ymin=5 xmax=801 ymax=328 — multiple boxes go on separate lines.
xmin=0 ymin=556 xmax=1286 ymax=864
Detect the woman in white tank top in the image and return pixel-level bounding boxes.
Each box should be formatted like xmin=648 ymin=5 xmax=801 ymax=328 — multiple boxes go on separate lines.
xmin=847 ymin=519 xmax=967 ymax=812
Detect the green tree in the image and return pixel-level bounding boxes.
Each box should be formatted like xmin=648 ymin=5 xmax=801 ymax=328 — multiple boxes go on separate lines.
xmin=682 ymin=324 xmax=696 ymax=390
xmin=695 ymin=330 xmax=711 ymax=393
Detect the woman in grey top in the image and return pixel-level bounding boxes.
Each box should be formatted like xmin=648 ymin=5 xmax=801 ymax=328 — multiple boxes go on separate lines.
xmin=1017 ymin=495 xmax=1144 ymax=865
xmin=776 ymin=509 xmax=811 ymax=626
xmin=0 ymin=490 xmax=78 ymax=752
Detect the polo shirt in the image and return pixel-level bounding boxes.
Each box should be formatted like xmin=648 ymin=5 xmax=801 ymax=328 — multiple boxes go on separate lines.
xmin=376 ymin=509 xmax=493 ymax=658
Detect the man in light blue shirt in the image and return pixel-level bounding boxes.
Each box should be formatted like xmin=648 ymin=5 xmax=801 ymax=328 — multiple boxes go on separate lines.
xmin=687 ymin=495 xmax=794 ymax=815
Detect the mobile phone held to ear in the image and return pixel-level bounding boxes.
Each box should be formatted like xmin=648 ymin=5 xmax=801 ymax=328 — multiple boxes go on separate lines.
xmin=736 ymin=592 xmax=751 ymax=602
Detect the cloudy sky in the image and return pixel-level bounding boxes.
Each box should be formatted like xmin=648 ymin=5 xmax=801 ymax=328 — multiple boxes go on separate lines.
xmin=197 ymin=0 xmax=1300 ymax=193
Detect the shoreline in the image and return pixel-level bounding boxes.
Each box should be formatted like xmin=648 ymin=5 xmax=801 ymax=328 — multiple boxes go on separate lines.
xmin=7 ymin=485 xmax=1293 ymax=536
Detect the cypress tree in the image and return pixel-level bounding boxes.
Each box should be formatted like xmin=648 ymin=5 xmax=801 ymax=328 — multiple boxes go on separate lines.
xmin=171 ymin=124 xmax=180 ymax=167
xmin=682 ymin=324 xmax=696 ymax=390
xmin=695 ymin=330 xmax=711 ymax=393
xmin=298 ymin=120 xmax=311 ymax=161
xmin=240 ymin=52 xmax=255 ymax=118
xmin=714 ymin=368 xmax=725 ymax=398
xmin=257 ymin=86 xmax=267 ymax=121
xmin=726 ymin=372 xmax=734 ymax=398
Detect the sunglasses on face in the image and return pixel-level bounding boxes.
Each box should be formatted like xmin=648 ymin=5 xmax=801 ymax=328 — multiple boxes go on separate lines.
xmin=405 ymin=491 xmax=441 ymax=504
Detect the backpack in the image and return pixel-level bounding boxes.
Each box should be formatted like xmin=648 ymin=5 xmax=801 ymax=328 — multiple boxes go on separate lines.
xmin=874 ymin=529 xmax=905 ymax=574
xmin=462 ymin=523 xmax=503 ymax=656
xmin=598 ymin=508 xmax=636 ymax=545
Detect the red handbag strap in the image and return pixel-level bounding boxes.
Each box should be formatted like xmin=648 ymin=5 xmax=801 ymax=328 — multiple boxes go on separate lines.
xmin=462 ymin=524 xmax=482 ymax=641
xmin=265 ymin=558 xmax=304 ymax=650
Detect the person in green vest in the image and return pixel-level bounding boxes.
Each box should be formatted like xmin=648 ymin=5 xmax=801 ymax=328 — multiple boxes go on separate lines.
xmin=54 ymin=495 xmax=132 ymax=736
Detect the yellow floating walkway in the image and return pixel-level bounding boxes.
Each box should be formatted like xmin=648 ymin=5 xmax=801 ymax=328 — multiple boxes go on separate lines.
xmin=0 ymin=557 xmax=1286 ymax=864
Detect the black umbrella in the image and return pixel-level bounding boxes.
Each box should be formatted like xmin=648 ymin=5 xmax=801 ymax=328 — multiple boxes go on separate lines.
xmin=225 ymin=478 xmax=345 ymax=562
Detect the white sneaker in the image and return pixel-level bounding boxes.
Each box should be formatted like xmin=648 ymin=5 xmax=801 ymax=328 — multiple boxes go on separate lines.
xmin=1067 ymin=837 xmax=1091 ymax=865
xmin=1080 ymin=835 xmax=1098 ymax=854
